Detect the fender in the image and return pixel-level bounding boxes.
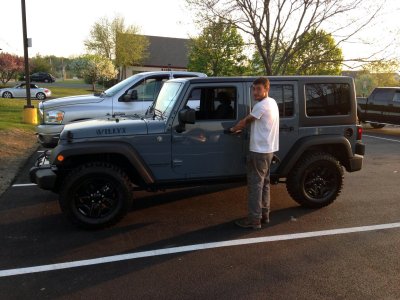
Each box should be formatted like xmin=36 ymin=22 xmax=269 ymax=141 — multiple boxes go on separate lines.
xmin=50 ymin=141 xmax=155 ymax=184
xmin=276 ymin=135 xmax=353 ymax=177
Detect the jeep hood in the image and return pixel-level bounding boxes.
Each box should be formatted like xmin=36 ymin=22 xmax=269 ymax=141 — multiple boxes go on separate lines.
xmin=59 ymin=118 xmax=148 ymax=140
xmin=41 ymin=94 xmax=104 ymax=110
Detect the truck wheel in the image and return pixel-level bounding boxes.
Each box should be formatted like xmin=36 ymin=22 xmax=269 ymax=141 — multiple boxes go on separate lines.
xmin=286 ymin=152 xmax=344 ymax=208
xmin=370 ymin=123 xmax=385 ymax=129
xmin=59 ymin=162 xmax=133 ymax=229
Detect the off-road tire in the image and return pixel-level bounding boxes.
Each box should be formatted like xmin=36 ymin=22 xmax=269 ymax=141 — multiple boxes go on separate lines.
xmin=370 ymin=123 xmax=385 ymax=129
xmin=286 ymin=152 xmax=344 ymax=208
xmin=59 ymin=162 xmax=133 ymax=229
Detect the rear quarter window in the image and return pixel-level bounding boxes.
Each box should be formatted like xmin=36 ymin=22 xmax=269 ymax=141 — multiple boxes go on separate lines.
xmin=305 ymin=83 xmax=351 ymax=116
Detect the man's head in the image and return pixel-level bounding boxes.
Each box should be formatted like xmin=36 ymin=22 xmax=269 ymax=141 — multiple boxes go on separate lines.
xmin=252 ymin=77 xmax=270 ymax=101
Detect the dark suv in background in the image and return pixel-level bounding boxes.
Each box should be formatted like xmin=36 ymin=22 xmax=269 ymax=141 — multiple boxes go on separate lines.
xmin=30 ymin=72 xmax=56 ymax=83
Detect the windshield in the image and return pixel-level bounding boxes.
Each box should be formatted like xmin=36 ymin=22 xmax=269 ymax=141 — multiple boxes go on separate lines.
xmin=102 ymin=74 xmax=142 ymax=97
xmin=154 ymin=82 xmax=183 ymax=117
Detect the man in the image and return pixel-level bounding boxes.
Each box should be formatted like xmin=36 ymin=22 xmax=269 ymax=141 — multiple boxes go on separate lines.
xmin=231 ymin=77 xmax=279 ymax=229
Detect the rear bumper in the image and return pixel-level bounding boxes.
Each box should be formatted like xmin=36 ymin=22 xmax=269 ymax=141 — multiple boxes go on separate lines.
xmin=347 ymin=142 xmax=365 ymax=172
xmin=355 ymin=142 xmax=365 ymax=156
xmin=348 ymin=154 xmax=363 ymax=172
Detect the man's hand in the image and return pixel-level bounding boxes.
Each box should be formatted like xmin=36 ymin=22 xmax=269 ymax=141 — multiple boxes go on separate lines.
xmin=230 ymin=119 xmax=246 ymax=133
xmin=230 ymin=115 xmax=256 ymax=133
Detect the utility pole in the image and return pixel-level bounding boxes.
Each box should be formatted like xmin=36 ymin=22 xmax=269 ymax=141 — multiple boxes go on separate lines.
xmin=21 ymin=0 xmax=32 ymax=108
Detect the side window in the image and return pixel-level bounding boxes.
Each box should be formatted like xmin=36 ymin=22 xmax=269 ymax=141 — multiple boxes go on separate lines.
xmin=373 ymin=90 xmax=393 ymax=104
xmin=186 ymin=87 xmax=237 ymax=120
xmin=305 ymin=83 xmax=351 ymax=117
xmin=269 ymin=84 xmax=294 ymax=117
xmin=130 ymin=77 xmax=168 ymax=101
xmin=393 ymin=92 xmax=400 ymax=103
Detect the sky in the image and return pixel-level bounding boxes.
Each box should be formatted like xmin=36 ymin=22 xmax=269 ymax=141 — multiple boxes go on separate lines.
xmin=1 ymin=0 xmax=399 ymax=69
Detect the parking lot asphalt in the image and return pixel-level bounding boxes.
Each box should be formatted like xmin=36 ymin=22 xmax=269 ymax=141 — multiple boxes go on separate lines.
xmin=0 ymin=128 xmax=399 ymax=299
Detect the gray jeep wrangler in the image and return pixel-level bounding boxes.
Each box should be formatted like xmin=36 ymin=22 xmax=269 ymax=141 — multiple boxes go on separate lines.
xmin=30 ymin=76 xmax=365 ymax=229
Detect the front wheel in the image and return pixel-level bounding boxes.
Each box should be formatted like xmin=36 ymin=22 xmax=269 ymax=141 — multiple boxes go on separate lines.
xmin=2 ymin=91 xmax=13 ymax=98
xmin=36 ymin=92 xmax=46 ymax=100
xmin=286 ymin=152 xmax=344 ymax=208
xmin=59 ymin=162 xmax=133 ymax=229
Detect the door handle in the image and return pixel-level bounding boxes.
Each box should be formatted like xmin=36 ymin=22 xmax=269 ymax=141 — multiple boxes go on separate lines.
xmin=280 ymin=125 xmax=294 ymax=132
xmin=172 ymin=135 xmax=186 ymax=142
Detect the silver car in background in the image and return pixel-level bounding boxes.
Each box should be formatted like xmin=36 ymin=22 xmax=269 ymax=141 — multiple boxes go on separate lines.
xmin=37 ymin=71 xmax=206 ymax=147
xmin=0 ymin=83 xmax=51 ymax=100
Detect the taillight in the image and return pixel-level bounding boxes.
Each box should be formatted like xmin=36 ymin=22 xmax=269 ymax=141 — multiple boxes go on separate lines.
xmin=357 ymin=125 xmax=362 ymax=140
xmin=44 ymin=89 xmax=49 ymax=92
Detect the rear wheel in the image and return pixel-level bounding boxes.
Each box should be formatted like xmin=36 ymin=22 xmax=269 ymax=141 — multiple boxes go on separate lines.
xmin=36 ymin=92 xmax=46 ymax=100
xmin=370 ymin=123 xmax=385 ymax=129
xmin=2 ymin=91 xmax=12 ymax=98
xmin=59 ymin=162 xmax=133 ymax=229
xmin=286 ymin=152 xmax=344 ymax=208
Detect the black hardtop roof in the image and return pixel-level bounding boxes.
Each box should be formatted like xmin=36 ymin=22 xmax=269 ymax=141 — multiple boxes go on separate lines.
xmin=169 ymin=75 xmax=353 ymax=84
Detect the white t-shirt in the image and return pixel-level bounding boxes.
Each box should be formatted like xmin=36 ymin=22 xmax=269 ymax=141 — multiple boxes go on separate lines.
xmin=249 ymin=97 xmax=280 ymax=153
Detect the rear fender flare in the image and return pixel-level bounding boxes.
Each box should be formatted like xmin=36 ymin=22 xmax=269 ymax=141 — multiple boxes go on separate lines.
xmin=277 ymin=135 xmax=353 ymax=177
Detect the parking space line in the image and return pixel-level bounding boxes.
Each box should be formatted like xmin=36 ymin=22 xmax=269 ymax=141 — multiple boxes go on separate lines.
xmin=364 ymin=135 xmax=400 ymax=143
xmin=11 ymin=183 xmax=37 ymax=187
xmin=1 ymin=221 xmax=400 ymax=278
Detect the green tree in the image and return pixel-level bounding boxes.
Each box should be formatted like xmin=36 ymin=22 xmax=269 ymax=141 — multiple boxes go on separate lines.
xmin=354 ymin=60 xmax=400 ymax=96
xmin=187 ymin=0 xmax=382 ymax=75
xmin=115 ymin=32 xmax=148 ymax=79
xmin=251 ymin=29 xmax=343 ymax=75
xmin=30 ymin=54 xmax=52 ymax=74
xmin=70 ymin=55 xmax=117 ymax=91
xmin=285 ymin=29 xmax=343 ymax=75
xmin=84 ymin=16 xmax=148 ymax=79
xmin=187 ymin=20 xmax=248 ymax=76
xmin=355 ymin=72 xmax=375 ymax=97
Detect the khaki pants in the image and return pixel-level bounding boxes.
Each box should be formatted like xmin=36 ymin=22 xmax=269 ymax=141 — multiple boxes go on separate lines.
xmin=247 ymin=151 xmax=274 ymax=220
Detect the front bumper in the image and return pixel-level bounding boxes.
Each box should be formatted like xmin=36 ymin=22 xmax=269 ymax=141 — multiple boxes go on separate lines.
xmin=29 ymin=152 xmax=57 ymax=190
xmin=36 ymin=124 xmax=64 ymax=147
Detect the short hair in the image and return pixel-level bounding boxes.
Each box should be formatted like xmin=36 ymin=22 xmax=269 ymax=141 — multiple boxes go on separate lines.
xmin=253 ymin=77 xmax=270 ymax=89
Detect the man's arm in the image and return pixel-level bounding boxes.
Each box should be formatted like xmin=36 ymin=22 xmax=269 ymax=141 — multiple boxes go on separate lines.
xmin=231 ymin=114 xmax=257 ymax=132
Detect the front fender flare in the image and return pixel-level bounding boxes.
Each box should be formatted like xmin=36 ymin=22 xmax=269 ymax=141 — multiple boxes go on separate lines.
xmin=50 ymin=141 xmax=155 ymax=184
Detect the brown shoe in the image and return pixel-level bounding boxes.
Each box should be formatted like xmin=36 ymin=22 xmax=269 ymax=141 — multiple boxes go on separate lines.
xmin=235 ymin=217 xmax=261 ymax=229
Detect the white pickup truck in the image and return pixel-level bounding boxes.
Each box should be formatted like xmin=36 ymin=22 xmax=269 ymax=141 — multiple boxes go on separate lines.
xmin=37 ymin=71 xmax=206 ymax=147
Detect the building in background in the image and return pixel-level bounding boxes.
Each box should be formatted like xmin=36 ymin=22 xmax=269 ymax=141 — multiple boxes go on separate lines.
xmin=123 ymin=35 xmax=189 ymax=79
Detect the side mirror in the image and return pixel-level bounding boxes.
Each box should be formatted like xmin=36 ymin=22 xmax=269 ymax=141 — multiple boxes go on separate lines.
xmin=122 ymin=90 xmax=138 ymax=102
xmin=179 ymin=108 xmax=196 ymax=124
